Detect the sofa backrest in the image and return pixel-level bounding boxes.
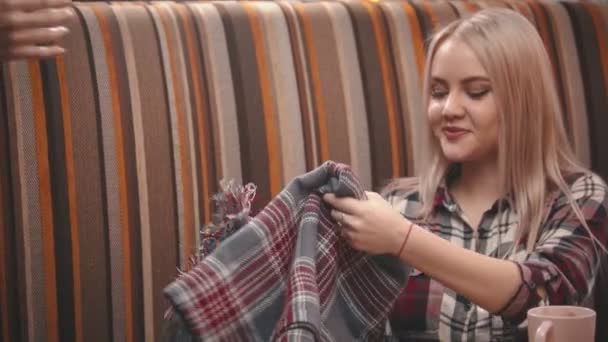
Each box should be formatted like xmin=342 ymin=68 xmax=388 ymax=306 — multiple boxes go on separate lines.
xmin=1 ymin=1 xmax=607 ymax=342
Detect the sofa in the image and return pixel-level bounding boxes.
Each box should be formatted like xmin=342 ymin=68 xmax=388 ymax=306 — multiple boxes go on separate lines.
xmin=1 ymin=1 xmax=607 ymax=341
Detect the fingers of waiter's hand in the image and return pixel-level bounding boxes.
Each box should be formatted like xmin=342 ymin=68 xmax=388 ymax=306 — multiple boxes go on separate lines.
xmin=0 ymin=7 xmax=74 ymax=30
xmin=0 ymin=44 xmax=64 ymax=59
xmin=0 ymin=4 xmax=73 ymax=60
xmin=0 ymin=0 xmax=72 ymax=12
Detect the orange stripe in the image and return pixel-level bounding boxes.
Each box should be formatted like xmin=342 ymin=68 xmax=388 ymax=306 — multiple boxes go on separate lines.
xmin=365 ymin=1 xmax=402 ymax=178
xmin=279 ymin=3 xmax=315 ymax=169
xmin=420 ymin=2 xmax=440 ymax=30
xmin=156 ymin=5 xmax=195 ymax=265
xmin=174 ymin=5 xmax=200 ymax=262
xmin=296 ymin=4 xmax=330 ymax=162
xmin=584 ymin=3 xmax=608 ymax=97
xmin=511 ymin=1 xmax=532 ymax=21
xmin=527 ymin=2 xmax=558 ymax=77
xmin=55 ymin=55 xmax=83 ymax=342
xmin=91 ymin=5 xmax=134 ymax=342
xmin=176 ymin=5 xmax=211 ymax=224
xmin=400 ymin=2 xmax=425 ymax=84
xmin=527 ymin=0 xmax=548 ymax=39
xmin=29 ymin=61 xmax=58 ymax=342
xmin=244 ymin=3 xmax=283 ymax=195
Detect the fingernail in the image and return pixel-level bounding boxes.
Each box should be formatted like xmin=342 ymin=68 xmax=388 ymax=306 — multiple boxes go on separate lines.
xmin=53 ymin=26 xmax=69 ymax=33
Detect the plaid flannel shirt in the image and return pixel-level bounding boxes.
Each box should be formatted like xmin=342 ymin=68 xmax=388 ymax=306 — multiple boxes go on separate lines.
xmin=164 ymin=161 xmax=410 ymax=341
xmin=387 ymin=172 xmax=608 ymax=341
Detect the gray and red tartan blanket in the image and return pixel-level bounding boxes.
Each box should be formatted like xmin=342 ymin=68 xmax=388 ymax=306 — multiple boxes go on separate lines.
xmin=164 ymin=161 xmax=410 ymax=341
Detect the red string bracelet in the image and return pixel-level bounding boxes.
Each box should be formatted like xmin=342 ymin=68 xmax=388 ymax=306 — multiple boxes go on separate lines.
xmin=397 ymin=221 xmax=414 ymax=257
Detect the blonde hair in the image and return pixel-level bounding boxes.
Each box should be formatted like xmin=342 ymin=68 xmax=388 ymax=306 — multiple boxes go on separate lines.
xmin=390 ymin=8 xmax=599 ymax=255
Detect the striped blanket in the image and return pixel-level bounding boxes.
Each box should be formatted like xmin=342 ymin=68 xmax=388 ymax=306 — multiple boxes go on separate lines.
xmin=164 ymin=161 xmax=410 ymax=341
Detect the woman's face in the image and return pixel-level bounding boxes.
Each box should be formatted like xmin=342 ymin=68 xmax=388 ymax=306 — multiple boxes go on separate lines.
xmin=427 ymin=39 xmax=499 ymax=164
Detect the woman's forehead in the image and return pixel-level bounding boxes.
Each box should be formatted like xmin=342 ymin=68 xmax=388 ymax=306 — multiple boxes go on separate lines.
xmin=430 ymin=40 xmax=489 ymax=82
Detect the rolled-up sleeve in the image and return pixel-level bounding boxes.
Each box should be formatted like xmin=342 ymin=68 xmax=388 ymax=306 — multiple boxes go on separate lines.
xmin=496 ymin=174 xmax=608 ymax=325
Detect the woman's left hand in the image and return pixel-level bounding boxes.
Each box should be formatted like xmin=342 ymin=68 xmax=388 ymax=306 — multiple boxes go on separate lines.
xmin=322 ymin=191 xmax=409 ymax=256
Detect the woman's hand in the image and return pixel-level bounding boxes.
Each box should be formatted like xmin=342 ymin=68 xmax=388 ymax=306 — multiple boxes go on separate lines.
xmin=323 ymin=191 xmax=410 ymax=256
xmin=0 ymin=0 xmax=74 ymax=61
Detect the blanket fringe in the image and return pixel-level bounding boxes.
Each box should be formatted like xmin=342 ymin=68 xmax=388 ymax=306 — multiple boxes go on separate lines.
xmin=164 ymin=180 xmax=256 ymax=327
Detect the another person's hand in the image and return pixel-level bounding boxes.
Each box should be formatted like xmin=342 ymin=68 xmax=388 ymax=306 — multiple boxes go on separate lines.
xmin=322 ymin=191 xmax=410 ymax=255
xmin=0 ymin=0 xmax=73 ymax=61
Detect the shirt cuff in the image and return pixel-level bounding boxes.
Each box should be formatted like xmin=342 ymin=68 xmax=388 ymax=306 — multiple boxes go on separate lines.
xmin=495 ymin=261 xmax=561 ymax=325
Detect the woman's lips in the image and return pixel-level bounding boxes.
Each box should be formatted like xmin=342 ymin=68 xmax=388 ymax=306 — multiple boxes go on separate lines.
xmin=442 ymin=127 xmax=469 ymax=140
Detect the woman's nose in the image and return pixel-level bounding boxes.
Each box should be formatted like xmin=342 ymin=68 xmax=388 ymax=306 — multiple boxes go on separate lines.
xmin=441 ymin=92 xmax=466 ymax=118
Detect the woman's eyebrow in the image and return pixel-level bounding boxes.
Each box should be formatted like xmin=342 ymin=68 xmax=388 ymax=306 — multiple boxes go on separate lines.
xmin=430 ymin=76 xmax=491 ymax=84
xmin=461 ymin=76 xmax=491 ymax=84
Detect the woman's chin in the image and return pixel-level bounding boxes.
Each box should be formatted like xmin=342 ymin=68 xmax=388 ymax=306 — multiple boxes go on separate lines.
xmin=440 ymin=148 xmax=473 ymax=163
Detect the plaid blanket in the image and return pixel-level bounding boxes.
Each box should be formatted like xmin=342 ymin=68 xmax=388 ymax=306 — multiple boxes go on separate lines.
xmin=163 ymin=161 xmax=410 ymax=341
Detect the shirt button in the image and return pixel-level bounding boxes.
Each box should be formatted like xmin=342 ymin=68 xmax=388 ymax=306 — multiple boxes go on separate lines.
xmin=529 ymin=281 xmax=536 ymax=289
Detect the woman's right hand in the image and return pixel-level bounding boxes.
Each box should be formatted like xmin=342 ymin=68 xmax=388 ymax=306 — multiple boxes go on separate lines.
xmin=0 ymin=0 xmax=74 ymax=61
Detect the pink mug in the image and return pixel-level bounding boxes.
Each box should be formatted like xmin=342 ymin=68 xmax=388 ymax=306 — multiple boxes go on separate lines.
xmin=527 ymin=306 xmax=596 ymax=342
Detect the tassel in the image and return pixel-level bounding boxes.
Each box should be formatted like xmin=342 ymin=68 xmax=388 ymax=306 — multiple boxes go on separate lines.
xmin=163 ymin=180 xmax=257 ymax=340
xmin=199 ymin=180 xmax=257 ymax=260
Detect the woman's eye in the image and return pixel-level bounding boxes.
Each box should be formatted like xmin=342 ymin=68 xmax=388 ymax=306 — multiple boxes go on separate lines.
xmin=468 ymin=89 xmax=490 ymax=99
xmin=430 ymin=89 xmax=447 ymax=99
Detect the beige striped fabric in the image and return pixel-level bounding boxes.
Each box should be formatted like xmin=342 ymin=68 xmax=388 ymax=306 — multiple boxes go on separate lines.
xmin=1 ymin=1 xmax=607 ymax=342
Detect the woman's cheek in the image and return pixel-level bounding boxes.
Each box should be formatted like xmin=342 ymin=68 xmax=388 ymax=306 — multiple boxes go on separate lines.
xmin=427 ymin=102 xmax=443 ymax=131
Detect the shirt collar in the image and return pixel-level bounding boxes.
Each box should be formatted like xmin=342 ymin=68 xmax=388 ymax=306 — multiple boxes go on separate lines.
xmin=433 ymin=166 xmax=513 ymax=213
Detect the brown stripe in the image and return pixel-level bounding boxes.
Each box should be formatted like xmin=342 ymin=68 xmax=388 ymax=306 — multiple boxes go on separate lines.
xmin=537 ymin=2 xmax=570 ymax=141
xmin=177 ymin=4 xmax=214 ymax=228
xmin=366 ymin=1 xmax=405 ymax=178
xmin=55 ymin=54 xmax=84 ymax=342
xmin=420 ymin=1 xmax=440 ymax=31
xmin=106 ymin=5 xmax=145 ymax=341
xmin=564 ymin=3 xmax=608 ymax=181
xmin=112 ymin=6 xmax=152 ymax=340
xmin=82 ymin=4 xmax=129 ymax=341
xmin=305 ymin=4 xmax=352 ymax=165
xmin=347 ymin=1 xmax=399 ymax=185
xmin=584 ymin=3 xmax=608 ymax=99
xmin=0 ymin=66 xmax=7 ymax=342
xmin=0 ymin=130 xmax=9 ymax=341
xmin=216 ymin=3 xmax=272 ymax=210
xmin=170 ymin=4 xmax=202 ymax=266
xmin=0 ymin=66 xmax=19 ymax=342
xmin=92 ymin=5 xmax=134 ymax=342
xmin=29 ymin=61 xmax=59 ymax=342
xmin=156 ymin=4 xmax=195 ymax=272
xmin=67 ymin=6 xmax=112 ymax=340
xmin=172 ymin=5 xmax=202 ymax=265
xmin=295 ymin=3 xmax=330 ymax=162
xmin=527 ymin=2 xmax=559 ymax=81
xmin=0 ymin=181 xmax=10 ymax=342
xmin=40 ymin=57 xmax=77 ymax=342
xmin=132 ymin=7 xmax=179 ymax=340
xmin=400 ymin=2 xmax=425 ymax=83
xmin=508 ymin=1 xmax=535 ymax=24
xmin=243 ymin=3 xmax=283 ymax=196
xmin=277 ymin=2 xmax=316 ymax=171
xmin=408 ymin=2 xmax=430 ymax=41
xmin=433 ymin=2 xmax=459 ymax=25
xmin=446 ymin=1 xmax=469 ymax=17
xmin=117 ymin=7 xmax=156 ymax=341
xmin=7 ymin=63 xmax=29 ymax=342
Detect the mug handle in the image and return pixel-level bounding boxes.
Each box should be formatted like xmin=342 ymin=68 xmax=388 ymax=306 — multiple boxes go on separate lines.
xmin=535 ymin=321 xmax=553 ymax=342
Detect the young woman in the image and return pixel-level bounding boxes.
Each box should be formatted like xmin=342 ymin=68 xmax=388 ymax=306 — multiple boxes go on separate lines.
xmin=323 ymin=8 xmax=608 ymax=341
